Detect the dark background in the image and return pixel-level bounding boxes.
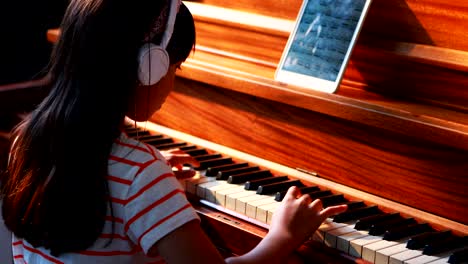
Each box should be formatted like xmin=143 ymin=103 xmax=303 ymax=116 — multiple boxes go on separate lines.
xmin=0 ymin=0 xmax=69 ymax=85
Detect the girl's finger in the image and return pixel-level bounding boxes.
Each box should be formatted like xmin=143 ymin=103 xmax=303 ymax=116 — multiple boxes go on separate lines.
xmin=167 ymin=149 xmax=186 ymax=154
xmin=170 ymin=155 xmax=200 ymax=167
xmin=173 ymin=168 xmax=197 ymax=179
xmin=283 ymin=186 xmax=301 ymax=201
xmin=319 ymin=204 xmax=348 ymax=219
xmin=308 ymin=198 xmax=323 ymax=211
xmin=297 ymin=193 xmax=312 ymax=206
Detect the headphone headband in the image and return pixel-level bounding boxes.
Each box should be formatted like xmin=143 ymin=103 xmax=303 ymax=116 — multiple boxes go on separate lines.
xmin=144 ymin=0 xmax=178 ymax=46
xmin=160 ymin=0 xmax=178 ymax=49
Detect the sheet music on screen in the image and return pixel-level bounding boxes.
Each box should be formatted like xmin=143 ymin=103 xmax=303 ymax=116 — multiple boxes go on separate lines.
xmin=283 ymin=0 xmax=367 ymax=82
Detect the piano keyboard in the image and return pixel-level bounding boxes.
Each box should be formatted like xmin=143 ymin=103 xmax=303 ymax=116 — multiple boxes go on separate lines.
xmin=125 ymin=123 xmax=467 ymax=264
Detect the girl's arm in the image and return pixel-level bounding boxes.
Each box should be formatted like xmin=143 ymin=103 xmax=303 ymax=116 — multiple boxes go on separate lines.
xmin=150 ymin=220 xmax=226 ymax=263
xmin=150 ymin=186 xmax=347 ymax=264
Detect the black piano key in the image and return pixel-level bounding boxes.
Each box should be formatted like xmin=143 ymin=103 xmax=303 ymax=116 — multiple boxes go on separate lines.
xmin=205 ymin=162 xmax=249 ymax=177
xmin=423 ymin=235 xmax=467 ymax=255
xmin=179 ymin=145 xmax=197 ymax=151
xmin=256 ymin=179 xmax=303 ymax=195
xmin=320 ymin=194 xmax=347 ymax=207
xmin=198 ymin=157 xmax=233 ymax=170
xmin=299 ymin=185 xmax=321 ymax=192
xmin=244 ymin=176 xmax=289 ymax=190
xmin=126 ymin=129 xmax=150 ymax=137
xmin=308 ymin=190 xmax=333 ymax=199
xmin=383 ymin=223 xmax=432 ymax=241
xmin=333 ymin=205 xmax=381 ymax=223
xmin=343 ymin=200 xmax=366 ymax=210
xmin=195 ymin=153 xmax=222 ymax=161
xmin=183 ymin=148 xmax=208 ymax=156
xmin=134 ymin=134 xmax=163 ymax=140
xmin=369 ymin=217 xmax=416 ymax=236
xmin=406 ymin=230 xmax=452 ymax=250
xmin=354 ymin=212 xmax=400 ymax=230
xmin=217 ymin=166 xmax=260 ymax=180
xmin=227 ymin=170 xmax=272 ymax=184
xmin=277 ymin=189 xmax=333 ymax=203
xmin=449 ymin=247 xmax=468 ymax=264
xmin=153 ymin=142 xmax=187 ymax=150
xmin=143 ymin=137 xmax=173 ymax=146
xmin=274 ymin=186 xmax=320 ymax=201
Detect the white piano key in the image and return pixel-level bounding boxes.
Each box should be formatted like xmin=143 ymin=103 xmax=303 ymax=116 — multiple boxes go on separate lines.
xmin=202 ymin=180 xmax=234 ymax=202
xmin=197 ymin=180 xmax=222 ymax=198
xmin=404 ymin=254 xmax=447 ymax=264
xmin=178 ymin=169 xmax=201 ymax=189
xmin=215 ymin=185 xmax=245 ymax=206
xmin=413 ymin=244 xmax=468 ymax=264
xmin=245 ymin=196 xmax=277 ymax=218
xmin=336 ymin=231 xmax=368 ymax=253
xmin=362 ymin=239 xmax=400 ymax=263
xmin=225 ymin=190 xmax=257 ymax=210
xmin=179 ymin=175 xmax=199 ymax=191
xmin=267 ymin=205 xmax=279 ymax=225
xmin=389 ymin=249 xmax=423 ymax=264
xmin=312 ymin=219 xmax=348 ymax=243
xmin=426 ymin=257 xmax=450 ymax=264
xmin=185 ymin=177 xmax=215 ymax=194
xmin=257 ymin=202 xmax=280 ymax=223
xmin=236 ymin=194 xmax=271 ymax=214
xmin=349 ymin=235 xmax=383 ymax=258
xmin=324 ymin=224 xmax=361 ymax=248
xmin=376 ymin=243 xmax=410 ymax=264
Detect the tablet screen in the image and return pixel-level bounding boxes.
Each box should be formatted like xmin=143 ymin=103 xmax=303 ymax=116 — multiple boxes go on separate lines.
xmin=275 ymin=0 xmax=372 ymax=93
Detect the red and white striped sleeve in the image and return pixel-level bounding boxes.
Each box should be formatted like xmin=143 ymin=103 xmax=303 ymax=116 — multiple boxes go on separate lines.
xmin=123 ymin=151 xmax=199 ymax=254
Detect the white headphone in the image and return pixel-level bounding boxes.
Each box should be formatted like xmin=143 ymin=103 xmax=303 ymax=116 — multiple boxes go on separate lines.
xmin=138 ymin=0 xmax=178 ymax=86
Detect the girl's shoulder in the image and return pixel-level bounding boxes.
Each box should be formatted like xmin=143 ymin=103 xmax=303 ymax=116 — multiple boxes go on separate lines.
xmin=109 ymin=132 xmax=171 ymax=181
xmin=112 ymin=132 xmax=165 ymax=162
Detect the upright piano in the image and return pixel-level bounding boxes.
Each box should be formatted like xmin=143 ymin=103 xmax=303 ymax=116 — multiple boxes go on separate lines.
xmin=24 ymin=0 xmax=468 ymax=262
xmin=143 ymin=0 xmax=468 ymax=263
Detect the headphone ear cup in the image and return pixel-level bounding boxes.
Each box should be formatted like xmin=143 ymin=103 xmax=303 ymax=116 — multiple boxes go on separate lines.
xmin=138 ymin=43 xmax=170 ymax=86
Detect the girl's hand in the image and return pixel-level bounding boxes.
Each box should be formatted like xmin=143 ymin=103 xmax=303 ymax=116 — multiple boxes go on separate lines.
xmin=161 ymin=149 xmax=200 ymax=179
xmin=269 ymin=186 xmax=348 ymax=251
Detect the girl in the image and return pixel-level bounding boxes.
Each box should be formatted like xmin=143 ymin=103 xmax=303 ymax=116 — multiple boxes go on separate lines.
xmin=1 ymin=0 xmax=347 ymax=263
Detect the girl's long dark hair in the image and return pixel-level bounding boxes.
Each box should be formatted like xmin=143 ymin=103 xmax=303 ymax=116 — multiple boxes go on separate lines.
xmin=0 ymin=0 xmax=168 ymax=256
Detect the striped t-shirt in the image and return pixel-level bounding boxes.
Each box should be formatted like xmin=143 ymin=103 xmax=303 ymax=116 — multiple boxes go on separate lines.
xmin=12 ymin=132 xmax=200 ymax=263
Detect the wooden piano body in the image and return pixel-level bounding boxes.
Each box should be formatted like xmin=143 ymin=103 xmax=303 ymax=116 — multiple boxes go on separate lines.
xmin=146 ymin=0 xmax=468 ymax=261
xmin=152 ymin=0 xmax=467 ymax=225
xmin=4 ymin=0 xmax=468 ymax=262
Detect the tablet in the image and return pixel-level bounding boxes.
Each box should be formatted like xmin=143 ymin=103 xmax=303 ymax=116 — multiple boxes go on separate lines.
xmin=275 ymin=0 xmax=372 ymax=93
